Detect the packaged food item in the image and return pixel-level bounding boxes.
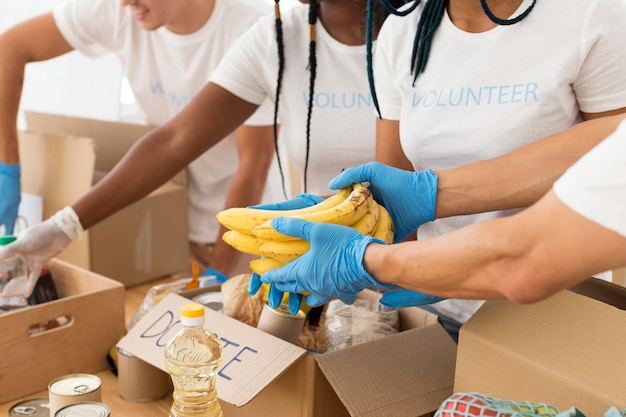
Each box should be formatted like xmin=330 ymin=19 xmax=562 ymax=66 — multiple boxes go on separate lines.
xmin=324 ymin=298 xmax=399 ymax=352
xmin=0 ymin=235 xmax=29 ymax=312
xmin=165 ymin=303 xmax=223 ymax=417
xmin=48 ymin=373 xmax=102 ymax=416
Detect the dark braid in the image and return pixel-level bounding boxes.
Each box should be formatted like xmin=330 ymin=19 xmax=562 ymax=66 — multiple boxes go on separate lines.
xmin=272 ymin=0 xmax=289 ymax=199
xmin=366 ymin=0 xmax=537 ymax=119
xmin=301 ymin=0 xmax=319 ymax=194
xmin=481 ymin=0 xmax=537 ymax=25
xmin=410 ymin=0 xmax=445 ymax=85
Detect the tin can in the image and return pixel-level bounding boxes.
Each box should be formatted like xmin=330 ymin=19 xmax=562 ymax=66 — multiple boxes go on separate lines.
xmin=117 ymin=347 xmax=172 ymax=402
xmin=48 ymin=373 xmax=102 ymax=416
xmin=54 ymin=401 xmax=110 ymax=417
xmin=9 ymin=397 xmax=50 ymax=416
xmin=191 ymin=291 xmax=223 ymax=311
xmin=256 ymin=303 xmax=306 ymax=344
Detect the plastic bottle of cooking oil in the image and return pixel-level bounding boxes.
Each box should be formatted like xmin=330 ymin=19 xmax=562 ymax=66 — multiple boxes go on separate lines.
xmin=165 ymin=303 xmax=223 ymax=417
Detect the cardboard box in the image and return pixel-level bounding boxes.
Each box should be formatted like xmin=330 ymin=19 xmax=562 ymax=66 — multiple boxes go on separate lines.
xmin=454 ymin=278 xmax=626 ymax=416
xmin=0 ymin=258 xmax=126 ymax=404
xmin=19 ymin=111 xmax=189 ymax=287
xmin=118 ymin=290 xmax=457 ymax=417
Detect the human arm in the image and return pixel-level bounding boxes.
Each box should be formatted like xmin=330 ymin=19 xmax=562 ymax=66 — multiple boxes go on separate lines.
xmin=0 ymin=13 xmax=73 ymax=233
xmin=365 ymin=189 xmax=626 ymax=304
xmin=72 ymin=82 xmax=258 ymax=229
xmin=434 ymin=112 xmax=626 ymax=218
xmin=207 ymin=123 xmax=275 ymax=277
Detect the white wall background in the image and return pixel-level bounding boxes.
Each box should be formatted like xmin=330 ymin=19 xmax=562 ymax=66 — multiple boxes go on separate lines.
xmin=0 ymin=0 xmax=124 ymax=129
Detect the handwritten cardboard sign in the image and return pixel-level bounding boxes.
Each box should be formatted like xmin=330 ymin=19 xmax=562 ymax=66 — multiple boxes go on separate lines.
xmin=117 ymin=292 xmax=306 ymax=407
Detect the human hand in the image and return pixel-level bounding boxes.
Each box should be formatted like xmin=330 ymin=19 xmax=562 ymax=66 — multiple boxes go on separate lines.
xmin=259 ymin=217 xmax=390 ymax=309
xmin=379 ymin=285 xmax=445 ymax=308
xmin=247 ymin=193 xmax=324 ymax=310
xmin=202 ymin=267 xmax=228 ymax=283
xmin=0 ymin=163 xmax=21 ymax=235
xmin=0 ymin=207 xmax=83 ymax=283
xmin=328 ymin=162 xmax=437 ymax=243
xmin=248 ymin=193 xmax=324 ymax=210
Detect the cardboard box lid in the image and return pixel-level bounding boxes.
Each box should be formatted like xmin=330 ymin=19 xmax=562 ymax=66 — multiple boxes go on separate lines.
xmin=456 ymin=278 xmax=626 ymax=413
xmin=316 ymin=324 xmax=457 ymax=417
xmin=116 ymin=292 xmax=307 ymax=407
xmin=24 ymin=110 xmax=155 ymax=173
xmin=19 ymin=130 xmax=95 ymax=268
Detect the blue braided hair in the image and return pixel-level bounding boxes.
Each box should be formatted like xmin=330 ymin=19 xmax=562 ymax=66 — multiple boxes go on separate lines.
xmin=366 ymin=0 xmax=537 ymax=119
xmin=272 ymin=0 xmax=409 ymax=195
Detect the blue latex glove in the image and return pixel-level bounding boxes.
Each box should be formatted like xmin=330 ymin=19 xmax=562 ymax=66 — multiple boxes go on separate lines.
xmin=328 ymin=162 xmax=437 ymax=243
xmin=379 ymin=285 xmax=446 ymax=308
xmin=202 ymin=267 xmax=228 ymax=284
xmin=0 ymin=163 xmax=21 ymax=235
xmin=248 ymin=193 xmax=324 ymax=312
xmin=248 ymin=270 xmax=302 ymax=315
xmin=260 ymin=217 xmax=390 ymax=309
xmin=248 ymin=193 xmax=324 ymax=210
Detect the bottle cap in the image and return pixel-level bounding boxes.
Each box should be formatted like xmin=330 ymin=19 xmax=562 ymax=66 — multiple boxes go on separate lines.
xmin=0 ymin=235 xmax=17 ymax=246
xmin=180 ymin=303 xmax=205 ymax=326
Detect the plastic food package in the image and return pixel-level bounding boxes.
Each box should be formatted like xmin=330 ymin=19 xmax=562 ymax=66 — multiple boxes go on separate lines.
xmin=324 ymin=298 xmax=399 ymax=352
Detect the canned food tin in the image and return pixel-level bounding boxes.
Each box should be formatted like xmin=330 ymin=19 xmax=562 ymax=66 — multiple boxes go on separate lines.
xmin=9 ymin=397 xmax=50 ymax=416
xmin=54 ymin=401 xmax=110 ymax=417
xmin=191 ymin=291 xmax=223 ymax=311
xmin=117 ymin=347 xmax=172 ymax=402
xmin=48 ymin=374 xmax=102 ymax=417
xmin=256 ymin=303 xmax=306 ymax=344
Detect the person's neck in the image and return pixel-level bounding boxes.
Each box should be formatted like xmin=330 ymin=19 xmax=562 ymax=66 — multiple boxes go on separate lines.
xmin=447 ymin=0 xmax=523 ymax=33
xmin=165 ymin=0 xmax=216 ymax=35
xmin=318 ymin=1 xmax=381 ymax=46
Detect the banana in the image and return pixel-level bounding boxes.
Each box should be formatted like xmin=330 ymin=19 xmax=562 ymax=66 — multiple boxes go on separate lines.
xmin=215 ymin=187 xmax=351 ymax=234
xmin=251 ymin=183 xmax=373 ymax=240
xmin=222 ymin=230 xmax=271 ymax=256
xmin=351 ymin=197 xmax=380 ymax=236
xmin=372 ymin=203 xmax=394 ymax=244
xmin=259 ymin=239 xmax=310 ymax=263
xmin=249 ymin=256 xmax=286 ymax=275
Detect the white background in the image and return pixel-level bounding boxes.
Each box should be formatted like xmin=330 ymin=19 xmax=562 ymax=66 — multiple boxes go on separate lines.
xmin=0 ymin=0 xmax=302 ymax=128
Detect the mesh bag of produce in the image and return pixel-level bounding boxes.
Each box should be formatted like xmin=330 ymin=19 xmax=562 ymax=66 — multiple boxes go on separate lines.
xmin=434 ymin=392 xmax=583 ymax=417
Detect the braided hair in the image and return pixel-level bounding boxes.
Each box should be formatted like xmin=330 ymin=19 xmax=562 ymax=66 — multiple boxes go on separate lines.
xmin=366 ymin=0 xmax=537 ymax=118
xmin=272 ymin=0 xmax=407 ymax=196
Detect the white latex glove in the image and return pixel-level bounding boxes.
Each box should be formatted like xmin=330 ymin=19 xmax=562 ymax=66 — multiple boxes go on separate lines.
xmin=0 ymin=206 xmax=83 ymax=284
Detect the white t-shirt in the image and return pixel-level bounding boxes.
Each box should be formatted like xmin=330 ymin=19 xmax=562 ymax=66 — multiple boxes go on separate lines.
xmin=53 ymin=0 xmax=283 ymax=243
xmin=375 ymin=0 xmax=626 ymax=325
xmin=555 ymin=120 xmax=626 ymax=238
xmin=210 ymin=4 xmax=378 ymax=196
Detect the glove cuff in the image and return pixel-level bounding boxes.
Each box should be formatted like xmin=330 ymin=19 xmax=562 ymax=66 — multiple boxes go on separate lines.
xmin=0 ymin=162 xmax=20 ymax=176
xmin=51 ymin=206 xmax=84 ymax=241
xmin=357 ymin=236 xmax=392 ymax=289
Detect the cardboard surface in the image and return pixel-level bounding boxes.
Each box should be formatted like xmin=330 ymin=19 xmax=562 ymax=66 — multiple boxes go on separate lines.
xmin=117 ymin=292 xmax=307 ymax=407
xmin=118 ymin=290 xmax=456 ymax=417
xmin=19 ymin=112 xmax=189 ymax=286
xmin=0 ymin=258 xmax=125 ymax=404
xmin=455 ymin=278 xmax=626 ymax=416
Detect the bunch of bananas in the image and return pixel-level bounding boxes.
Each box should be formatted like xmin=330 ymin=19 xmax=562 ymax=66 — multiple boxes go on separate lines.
xmin=215 ymin=183 xmax=394 ymax=276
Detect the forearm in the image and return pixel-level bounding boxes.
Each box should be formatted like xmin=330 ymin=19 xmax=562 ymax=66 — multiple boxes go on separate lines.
xmin=72 ymin=126 xmax=192 ymax=229
xmin=0 ymin=35 xmax=27 ymax=163
xmin=365 ymin=190 xmax=626 ymax=304
xmin=434 ymin=114 xmax=626 ymax=218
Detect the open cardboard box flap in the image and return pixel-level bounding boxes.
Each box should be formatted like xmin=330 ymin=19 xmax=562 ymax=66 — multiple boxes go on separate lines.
xmin=25 ymin=110 xmax=155 ymax=172
xmin=118 ymin=291 xmax=457 ymax=416
xmin=117 ymin=292 xmax=307 ymax=407
xmin=455 ymin=278 xmax=626 ymax=415
xmin=315 ymin=324 xmax=457 ymax=417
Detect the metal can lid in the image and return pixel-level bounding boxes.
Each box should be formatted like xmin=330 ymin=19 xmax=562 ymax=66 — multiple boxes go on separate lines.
xmin=9 ymin=397 xmax=50 ymax=416
xmin=266 ymin=303 xmax=306 ymax=319
xmin=191 ymin=291 xmax=223 ymax=312
xmin=48 ymin=374 xmax=101 ymax=396
xmin=54 ymin=402 xmax=110 ymax=417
